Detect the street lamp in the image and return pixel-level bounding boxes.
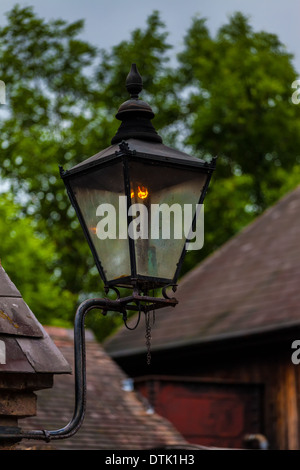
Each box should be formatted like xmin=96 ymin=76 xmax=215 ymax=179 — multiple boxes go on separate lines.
xmin=0 ymin=64 xmax=216 ymax=443
xmin=60 ymin=64 xmax=215 ymax=296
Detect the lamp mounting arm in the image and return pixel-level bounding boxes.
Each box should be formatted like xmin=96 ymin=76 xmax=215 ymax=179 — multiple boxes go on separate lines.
xmin=0 ymin=292 xmax=177 ymax=444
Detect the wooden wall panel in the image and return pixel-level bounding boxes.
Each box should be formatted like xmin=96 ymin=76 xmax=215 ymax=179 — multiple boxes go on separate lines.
xmin=134 ymin=343 xmax=300 ymax=450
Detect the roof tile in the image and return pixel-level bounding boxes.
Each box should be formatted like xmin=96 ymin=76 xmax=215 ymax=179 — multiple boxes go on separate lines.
xmin=0 ymin=264 xmax=21 ymax=297
xmin=0 ymin=265 xmax=70 ymax=374
xmin=104 ymin=185 xmax=300 ymax=356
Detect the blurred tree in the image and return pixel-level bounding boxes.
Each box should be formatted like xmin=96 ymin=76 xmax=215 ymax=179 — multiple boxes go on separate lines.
xmin=0 ymin=193 xmax=75 ymax=325
xmin=0 ymin=4 xmax=98 ymax=298
xmin=95 ymin=11 xmax=178 ymax=132
xmin=174 ymin=12 xmax=300 ymax=272
xmin=177 ymin=13 xmax=300 ymax=188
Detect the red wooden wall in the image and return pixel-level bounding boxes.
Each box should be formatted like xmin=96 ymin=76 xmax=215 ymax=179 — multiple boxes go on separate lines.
xmin=136 ymin=378 xmax=263 ymax=448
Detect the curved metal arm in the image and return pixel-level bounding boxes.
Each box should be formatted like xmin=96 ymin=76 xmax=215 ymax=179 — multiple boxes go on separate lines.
xmin=0 ymin=292 xmax=177 ymax=443
xmin=0 ymin=297 xmax=125 ymax=442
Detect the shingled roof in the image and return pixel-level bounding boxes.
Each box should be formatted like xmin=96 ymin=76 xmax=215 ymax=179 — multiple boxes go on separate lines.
xmin=18 ymin=327 xmax=187 ymax=450
xmin=104 ymin=185 xmax=300 ymax=358
xmin=0 ymin=263 xmax=70 ymax=374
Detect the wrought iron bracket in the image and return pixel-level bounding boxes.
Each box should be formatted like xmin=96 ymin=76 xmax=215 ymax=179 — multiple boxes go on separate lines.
xmin=0 ymin=292 xmax=177 ymax=443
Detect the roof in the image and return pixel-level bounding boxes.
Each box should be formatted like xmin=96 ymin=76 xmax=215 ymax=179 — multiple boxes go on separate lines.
xmin=68 ymin=138 xmax=206 ymax=173
xmin=18 ymin=327 xmax=187 ymax=450
xmin=0 ymin=263 xmax=70 ymax=374
xmin=104 ymin=185 xmax=300 ymax=358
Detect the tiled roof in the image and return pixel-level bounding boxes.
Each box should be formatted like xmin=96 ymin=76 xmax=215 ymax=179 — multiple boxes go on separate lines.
xmin=18 ymin=327 xmax=187 ymax=450
xmin=104 ymin=185 xmax=300 ymax=357
xmin=0 ymin=263 xmax=70 ymax=374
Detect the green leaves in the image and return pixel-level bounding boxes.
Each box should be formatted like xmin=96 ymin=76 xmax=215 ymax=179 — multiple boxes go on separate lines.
xmin=0 ymin=193 xmax=75 ymax=325
xmin=175 ymin=12 xmax=300 ymax=208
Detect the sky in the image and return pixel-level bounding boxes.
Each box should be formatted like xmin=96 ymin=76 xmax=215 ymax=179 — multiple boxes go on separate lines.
xmin=0 ymin=0 xmax=299 ymax=73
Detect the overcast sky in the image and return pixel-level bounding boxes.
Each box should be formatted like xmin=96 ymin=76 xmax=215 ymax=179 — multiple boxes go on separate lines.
xmin=0 ymin=0 xmax=299 ymax=72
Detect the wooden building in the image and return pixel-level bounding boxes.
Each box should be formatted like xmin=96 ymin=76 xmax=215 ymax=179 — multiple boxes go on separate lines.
xmin=105 ymin=186 xmax=300 ymax=450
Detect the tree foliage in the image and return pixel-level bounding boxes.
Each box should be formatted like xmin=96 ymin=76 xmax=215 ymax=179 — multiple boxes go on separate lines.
xmin=0 ymin=6 xmax=299 ymax=339
xmin=0 ymin=193 xmax=75 ymax=325
xmin=174 ymin=12 xmax=300 ymax=271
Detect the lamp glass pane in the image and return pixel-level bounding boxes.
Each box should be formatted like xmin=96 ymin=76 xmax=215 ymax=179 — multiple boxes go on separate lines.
xmin=128 ymin=160 xmax=207 ymax=281
xmin=69 ymin=162 xmax=131 ymax=282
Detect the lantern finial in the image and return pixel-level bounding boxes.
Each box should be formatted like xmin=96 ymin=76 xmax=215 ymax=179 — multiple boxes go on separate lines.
xmin=126 ymin=64 xmax=143 ymax=99
xmin=111 ymin=64 xmax=162 ymax=145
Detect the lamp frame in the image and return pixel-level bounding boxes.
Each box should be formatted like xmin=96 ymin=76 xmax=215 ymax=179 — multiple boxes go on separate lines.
xmin=60 ymin=140 xmax=217 ymax=291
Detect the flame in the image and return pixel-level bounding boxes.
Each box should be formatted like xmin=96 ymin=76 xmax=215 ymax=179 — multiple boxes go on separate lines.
xmin=137 ymin=186 xmax=148 ymax=199
xmin=130 ymin=189 xmax=135 ymax=199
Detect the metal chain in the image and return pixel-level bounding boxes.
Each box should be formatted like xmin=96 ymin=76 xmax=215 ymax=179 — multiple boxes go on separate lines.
xmin=152 ymin=289 xmax=156 ymax=326
xmin=145 ymin=294 xmax=156 ymax=365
